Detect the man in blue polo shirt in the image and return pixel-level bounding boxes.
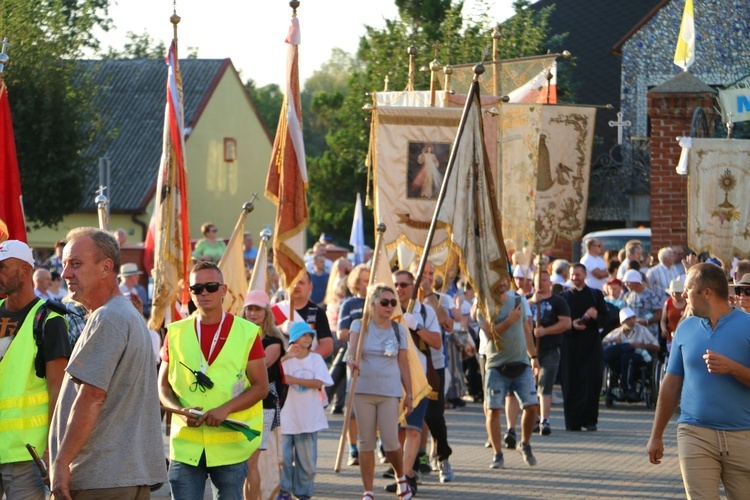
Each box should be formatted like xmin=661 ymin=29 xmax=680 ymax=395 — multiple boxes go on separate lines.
xmin=647 ymin=263 xmax=750 ymax=498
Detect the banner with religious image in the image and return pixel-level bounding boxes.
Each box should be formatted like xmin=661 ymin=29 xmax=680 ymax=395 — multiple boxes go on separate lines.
xmin=534 ymin=105 xmax=597 ymax=251
xmin=371 ymin=106 xmax=461 ymax=260
xmin=687 ymin=139 xmax=750 ymax=265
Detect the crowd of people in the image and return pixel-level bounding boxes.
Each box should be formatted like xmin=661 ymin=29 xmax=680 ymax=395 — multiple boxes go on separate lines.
xmin=1 ymin=229 xmax=749 ymax=500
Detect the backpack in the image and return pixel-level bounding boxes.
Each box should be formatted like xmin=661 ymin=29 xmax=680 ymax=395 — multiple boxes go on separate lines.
xmin=32 ymin=304 xmax=51 ymax=379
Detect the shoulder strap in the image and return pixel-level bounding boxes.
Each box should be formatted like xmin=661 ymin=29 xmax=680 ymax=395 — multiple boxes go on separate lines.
xmin=419 ymin=303 xmax=427 ymax=323
xmin=391 ymin=320 xmax=400 ymax=342
xmin=32 ymin=304 xmax=50 ymax=379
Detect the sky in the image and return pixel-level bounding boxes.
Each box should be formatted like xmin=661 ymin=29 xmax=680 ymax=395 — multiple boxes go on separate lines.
xmin=95 ymin=0 xmax=517 ymax=88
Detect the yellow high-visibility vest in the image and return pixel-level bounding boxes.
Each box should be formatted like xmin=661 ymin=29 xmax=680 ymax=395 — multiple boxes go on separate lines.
xmin=0 ymin=299 xmax=63 ymax=463
xmin=167 ymin=315 xmax=263 ymax=467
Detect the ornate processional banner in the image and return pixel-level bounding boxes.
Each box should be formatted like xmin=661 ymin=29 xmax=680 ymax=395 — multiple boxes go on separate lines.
xmin=534 ymin=105 xmax=597 ymax=251
xmin=498 ymin=103 xmax=543 ymax=252
xmin=372 ymin=106 xmax=461 ymax=260
xmin=687 ymin=139 xmax=750 ymax=265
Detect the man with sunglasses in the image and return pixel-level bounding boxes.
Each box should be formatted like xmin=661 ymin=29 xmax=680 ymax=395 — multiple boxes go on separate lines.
xmin=159 ymin=261 xmax=269 ymax=499
xmin=390 ymin=270 xmax=442 ymax=494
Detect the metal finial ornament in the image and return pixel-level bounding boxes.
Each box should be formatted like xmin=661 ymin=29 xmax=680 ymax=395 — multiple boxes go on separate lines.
xmin=561 ymin=50 xmax=571 ymax=58
xmin=0 ymin=37 xmax=11 ymax=74
xmin=290 ymin=0 xmax=300 ymax=16
xmin=501 ymin=95 xmax=510 ymax=103
xmin=95 ymin=186 xmax=109 ymax=231
xmin=376 ymin=222 xmax=386 ymax=234
xmin=406 ymin=44 xmax=418 ymax=91
xmin=383 ymin=75 xmax=389 ymax=91
xmin=727 ymin=113 xmax=734 ymax=139
xmin=443 ymin=64 xmax=453 ymax=95
xmin=362 ymin=103 xmax=373 ymax=111
xmin=260 ymin=226 xmax=273 ymax=240
xmin=243 ymin=193 xmax=259 ymax=214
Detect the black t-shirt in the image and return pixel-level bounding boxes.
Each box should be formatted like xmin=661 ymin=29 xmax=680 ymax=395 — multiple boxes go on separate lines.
xmin=0 ymin=297 xmax=72 ymax=370
xmin=262 ymin=335 xmax=285 ymax=409
xmin=530 ymin=294 xmax=571 ymax=351
xmin=295 ymin=301 xmax=332 ymax=341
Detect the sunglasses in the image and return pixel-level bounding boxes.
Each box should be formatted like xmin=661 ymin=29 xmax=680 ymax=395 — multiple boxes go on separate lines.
xmin=379 ymin=298 xmax=398 ymax=307
xmin=208 ymin=228 xmax=218 ymax=233
xmin=189 ymin=282 xmax=222 ymax=294
xmin=735 ymin=287 xmax=750 ymax=297
xmin=394 ymin=282 xmax=412 ymax=289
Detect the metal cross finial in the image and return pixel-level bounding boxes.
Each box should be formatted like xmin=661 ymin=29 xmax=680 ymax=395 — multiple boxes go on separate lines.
xmin=608 ymin=111 xmax=631 ymax=145
xmin=96 ymin=185 xmax=107 ymax=197
xmin=432 ymin=41 xmax=440 ymax=59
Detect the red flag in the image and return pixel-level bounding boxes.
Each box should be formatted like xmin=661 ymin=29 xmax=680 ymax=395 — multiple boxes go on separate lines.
xmin=0 ymin=82 xmax=26 ymax=243
xmin=148 ymin=40 xmax=191 ymax=330
xmin=265 ymin=15 xmax=308 ymax=290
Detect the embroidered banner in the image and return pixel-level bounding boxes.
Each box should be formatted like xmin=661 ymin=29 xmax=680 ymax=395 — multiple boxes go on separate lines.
xmin=688 ymin=139 xmax=750 ymax=265
xmin=534 ymin=106 xmax=597 ymax=251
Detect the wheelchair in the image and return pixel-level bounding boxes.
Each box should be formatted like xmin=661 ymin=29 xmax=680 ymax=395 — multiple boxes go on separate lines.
xmin=604 ymin=355 xmax=658 ymax=409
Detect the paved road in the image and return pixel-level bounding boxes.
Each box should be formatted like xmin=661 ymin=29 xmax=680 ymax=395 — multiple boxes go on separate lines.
xmin=156 ymin=390 xmax=688 ymax=499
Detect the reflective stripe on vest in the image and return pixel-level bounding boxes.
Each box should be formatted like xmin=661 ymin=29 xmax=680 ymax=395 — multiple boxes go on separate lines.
xmin=0 ymin=299 xmax=62 ymax=463
xmin=167 ymin=315 xmax=263 ymax=467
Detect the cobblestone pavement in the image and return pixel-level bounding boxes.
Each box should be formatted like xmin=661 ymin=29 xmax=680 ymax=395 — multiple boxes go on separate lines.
xmin=156 ymin=390 xmax=688 ymax=499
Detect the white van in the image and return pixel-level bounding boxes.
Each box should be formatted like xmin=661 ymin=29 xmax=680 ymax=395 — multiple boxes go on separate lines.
xmin=579 ymin=228 xmax=652 ymax=258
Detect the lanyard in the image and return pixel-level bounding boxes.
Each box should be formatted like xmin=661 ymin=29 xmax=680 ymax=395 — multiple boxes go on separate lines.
xmin=197 ymin=312 xmax=226 ymax=373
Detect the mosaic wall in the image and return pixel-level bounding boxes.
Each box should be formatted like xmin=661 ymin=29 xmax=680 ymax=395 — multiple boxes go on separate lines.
xmin=620 ymin=0 xmax=750 ymax=147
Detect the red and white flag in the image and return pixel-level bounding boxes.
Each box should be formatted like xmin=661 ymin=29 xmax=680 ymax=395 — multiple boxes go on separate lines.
xmin=265 ymin=15 xmax=308 ymax=291
xmin=148 ymin=40 xmax=191 ymax=330
xmin=0 ymin=82 xmax=26 ymax=243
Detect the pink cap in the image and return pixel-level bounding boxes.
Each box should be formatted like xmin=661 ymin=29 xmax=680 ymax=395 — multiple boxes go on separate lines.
xmin=243 ymin=289 xmax=270 ymax=308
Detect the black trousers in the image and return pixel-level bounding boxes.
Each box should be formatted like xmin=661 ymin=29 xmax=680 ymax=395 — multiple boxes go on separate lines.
xmin=560 ymin=331 xmax=603 ymax=430
xmin=424 ymin=368 xmax=452 ymax=460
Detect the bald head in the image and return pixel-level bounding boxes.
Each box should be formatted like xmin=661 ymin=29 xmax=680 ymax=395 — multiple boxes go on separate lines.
xmin=33 ymin=268 xmax=52 ymax=293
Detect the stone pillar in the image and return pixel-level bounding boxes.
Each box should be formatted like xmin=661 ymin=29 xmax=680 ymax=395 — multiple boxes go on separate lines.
xmin=647 ymin=72 xmax=717 ymax=252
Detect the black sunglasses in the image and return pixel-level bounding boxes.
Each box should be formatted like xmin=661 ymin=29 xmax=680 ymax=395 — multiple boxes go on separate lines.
xmin=379 ymin=298 xmax=398 ymax=307
xmin=189 ymin=282 xmax=222 ymax=294
xmin=735 ymin=287 xmax=750 ymax=297
xmin=394 ymin=282 xmax=412 ymax=288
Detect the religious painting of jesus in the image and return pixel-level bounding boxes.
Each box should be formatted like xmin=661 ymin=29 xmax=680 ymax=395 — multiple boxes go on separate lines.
xmin=407 ymin=141 xmax=450 ymax=199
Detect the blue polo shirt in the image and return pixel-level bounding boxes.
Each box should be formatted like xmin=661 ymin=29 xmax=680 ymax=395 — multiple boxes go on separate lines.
xmin=668 ymin=308 xmax=750 ymax=430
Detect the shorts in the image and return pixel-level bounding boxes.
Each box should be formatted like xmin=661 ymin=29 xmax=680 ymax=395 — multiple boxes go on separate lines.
xmin=537 ymin=348 xmax=561 ymax=396
xmin=401 ymin=396 xmax=429 ymax=431
xmin=259 ymin=408 xmax=275 ymax=450
xmin=485 ymin=364 xmax=539 ymax=410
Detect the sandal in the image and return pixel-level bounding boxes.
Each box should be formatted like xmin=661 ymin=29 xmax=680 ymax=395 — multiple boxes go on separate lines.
xmin=396 ymin=477 xmax=412 ymax=500
xmin=362 ymin=492 xmax=374 ymax=500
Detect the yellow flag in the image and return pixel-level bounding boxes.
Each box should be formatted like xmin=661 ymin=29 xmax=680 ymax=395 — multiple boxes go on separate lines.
xmin=218 ymin=210 xmax=250 ymax=315
xmin=674 ymin=0 xmax=695 ymax=70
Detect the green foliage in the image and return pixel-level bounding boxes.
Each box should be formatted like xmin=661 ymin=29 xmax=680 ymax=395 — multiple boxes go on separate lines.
xmin=102 ymin=30 xmax=166 ymax=59
xmin=305 ymin=0 xmax=560 ymax=246
xmin=245 ymin=79 xmax=283 ymax=135
xmin=1 ymin=0 xmax=111 ymax=229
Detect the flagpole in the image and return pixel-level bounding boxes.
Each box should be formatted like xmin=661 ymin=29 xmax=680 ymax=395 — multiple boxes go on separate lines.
xmin=409 ymin=64 xmax=484 ymax=309
xmin=248 ymin=227 xmax=272 ymax=292
xmin=333 ymin=222 xmax=386 ymax=473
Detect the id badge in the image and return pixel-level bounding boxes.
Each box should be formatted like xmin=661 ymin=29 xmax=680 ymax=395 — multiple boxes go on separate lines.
xmin=383 ymin=338 xmax=398 ymax=357
xmin=232 ymin=379 xmax=245 ymax=399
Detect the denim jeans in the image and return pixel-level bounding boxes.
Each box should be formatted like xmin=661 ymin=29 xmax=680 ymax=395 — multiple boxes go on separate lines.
xmin=280 ymin=432 xmax=318 ymax=498
xmin=168 ymin=452 xmax=247 ymax=500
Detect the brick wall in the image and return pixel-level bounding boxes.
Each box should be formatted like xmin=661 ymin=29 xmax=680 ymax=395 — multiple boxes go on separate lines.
xmin=647 ymin=92 xmax=717 ymax=252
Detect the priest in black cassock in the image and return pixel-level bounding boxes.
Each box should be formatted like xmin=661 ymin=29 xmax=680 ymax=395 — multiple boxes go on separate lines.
xmin=560 ymin=263 xmax=608 ymax=431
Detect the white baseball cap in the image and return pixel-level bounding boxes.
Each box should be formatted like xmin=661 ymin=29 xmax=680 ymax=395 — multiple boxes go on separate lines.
xmin=513 ymin=265 xmax=531 ymax=279
xmin=623 ymin=269 xmax=643 ymax=284
xmin=619 ymin=307 xmax=636 ymax=323
xmin=0 ymin=240 xmax=35 ymax=267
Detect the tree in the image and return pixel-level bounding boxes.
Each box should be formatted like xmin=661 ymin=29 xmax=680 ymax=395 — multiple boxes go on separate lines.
xmin=103 ymin=31 xmax=167 ymax=59
xmin=102 ymin=31 xmax=199 ymax=60
xmin=1 ymin=0 xmax=111 ymax=229
xmin=306 ymin=0 xmax=561 ymax=245
xmin=245 ymin=79 xmax=284 ymax=135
